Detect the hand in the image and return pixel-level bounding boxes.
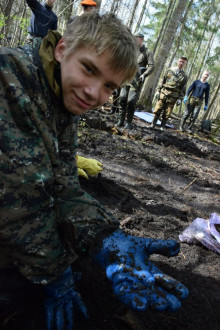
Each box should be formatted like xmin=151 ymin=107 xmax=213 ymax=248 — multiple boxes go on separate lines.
xmin=138 ymin=74 xmax=145 ymax=84
xmin=94 ymin=230 xmax=188 ymax=312
xmin=77 ymin=156 xmax=103 ymax=176
xmin=44 ymin=267 xmax=88 ymax=330
xmin=155 ymin=91 xmax=160 ymax=100
xmin=204 ymin=105 xmax=208 ymax=111
xmin=183 ymin=96 xmax=188 ymax=104
xmin=176 ymin=99 xmax=181 ymax=106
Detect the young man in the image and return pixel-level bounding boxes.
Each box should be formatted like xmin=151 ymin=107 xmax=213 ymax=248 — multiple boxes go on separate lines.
xmin=0 ymin=13 xmax=188 ymax=329
xmin=117 ymin=32 xmax=154 ymax=129
xmin=26 ymin=0 xmax=57 ymax=40
xmin=179 ymin=70 xmax=210 ymax=132
xmin=152 ymin=57 xmax=188 ymax=130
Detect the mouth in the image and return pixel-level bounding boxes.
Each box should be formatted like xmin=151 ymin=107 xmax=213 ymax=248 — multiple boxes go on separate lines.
xmin=74 ymin=93 xmax=93 ymax=110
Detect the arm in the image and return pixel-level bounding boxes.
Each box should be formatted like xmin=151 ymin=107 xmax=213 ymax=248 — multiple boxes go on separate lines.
xmin=186 ymin=81 xmax=195 ymax=97
xmin=25 ymin=0 xmax=42 ymax=11
xmin=143 ymin=50 xmax=154 ymax=78
xmin=204 ymin=84 xmax=210 ymax=106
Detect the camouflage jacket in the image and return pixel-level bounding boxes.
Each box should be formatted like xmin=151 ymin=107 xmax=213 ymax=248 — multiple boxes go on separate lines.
xmin=0 ymin=33 xmax=118 ymax=284
xmin=158 ymin=66 xmax=188 ymax=99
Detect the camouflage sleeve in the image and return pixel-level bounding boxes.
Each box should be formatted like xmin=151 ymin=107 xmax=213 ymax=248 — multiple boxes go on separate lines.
xmin=157 ymin=70 xmax=168 ymax=92
xmin=0 ymin=48 xmax=75 ymax=284
xmin=179 ymin=74 xmax=188 ymax=99
xmin=143 ymin=49 xmax=155 ymax=78
xmin=0 ymin=47 xmax=119 ymax=284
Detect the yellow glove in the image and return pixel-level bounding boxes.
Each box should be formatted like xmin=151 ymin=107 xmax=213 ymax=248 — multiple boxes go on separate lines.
xmin=77 ymin=156 xmax=103 ymax=176
xmin=77 ymin=167 xmax=89 ymax=179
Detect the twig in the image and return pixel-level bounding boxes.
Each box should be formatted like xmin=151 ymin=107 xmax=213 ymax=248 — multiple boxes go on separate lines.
xmin=183 ymin=177 xmax=196 ymax=191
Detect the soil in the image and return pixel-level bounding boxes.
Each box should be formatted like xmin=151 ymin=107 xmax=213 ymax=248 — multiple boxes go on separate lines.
xmin=1 ymin=105 xmax=220 ymax=330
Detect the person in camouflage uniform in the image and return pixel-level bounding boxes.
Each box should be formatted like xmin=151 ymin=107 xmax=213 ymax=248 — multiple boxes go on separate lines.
xmin=151 ymin=57 xmax=188 ymax=131
xmin=117 ymin=32 xmax=154 ymax=129
xmin=0 ymin=12 xmax=138 ymax=326
xmin=0 ymin=13 xmax=189 ymax=329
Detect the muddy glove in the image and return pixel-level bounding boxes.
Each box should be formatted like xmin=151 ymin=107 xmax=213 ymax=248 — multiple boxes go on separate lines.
xmin=183 ymin=96 xmax=188 ymax=104
xmin=179 ymin=213 xmax=220 ymax=254
xmin=93 ymin=230 xmax=188 ymax=312
xmin=204 ymin=105 xmax=208 ymax=111
xmin=44 ymin=267 xmax=88 ymax=330
xmin=77 ymin=156 xmax=103 ymax=177
xmin=176 ymin=99 xmax=181 ymax=106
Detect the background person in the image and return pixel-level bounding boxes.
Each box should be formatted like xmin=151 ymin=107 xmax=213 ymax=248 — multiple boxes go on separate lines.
xmin=0 ymin=13 xmax=188 ymax=329
xmin=152 ymin=57 xmax=188 ymax=131
xmin=179 ymin=70 xmax=210 ymax=132
xmin=26 ymin=0 xmax=57 ymax=41
xmin=117 ymin=32 xmax=154 ymax=129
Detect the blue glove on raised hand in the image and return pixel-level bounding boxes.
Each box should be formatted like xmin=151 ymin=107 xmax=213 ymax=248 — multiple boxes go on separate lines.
xmin=94 ymin=230 xmax=188 ymax=312
xmin=183 ymin=96 xmax=188 ymax=104
xmin=44 ymin=267 xmax=88 ymax=330
xmin=204 ymin=105 xmax=208 ymax=111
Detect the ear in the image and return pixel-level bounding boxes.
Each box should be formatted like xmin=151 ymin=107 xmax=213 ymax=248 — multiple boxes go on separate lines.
xmin=55 ymin=38 xmax=66 ymax=63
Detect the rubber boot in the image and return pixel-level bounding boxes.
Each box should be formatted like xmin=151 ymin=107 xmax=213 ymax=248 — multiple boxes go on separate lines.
xmin=160 ymin=119 xmax=167 ymax=131
xmin=116 ymin=109 xmax=126 ymax=127
xmin=187 ymin=118 xmax=195 ymax=133
xmin=150 ymin=116 xmax=159 ymax=129
xmin=179 ymin=117 xmax=186 ymax=131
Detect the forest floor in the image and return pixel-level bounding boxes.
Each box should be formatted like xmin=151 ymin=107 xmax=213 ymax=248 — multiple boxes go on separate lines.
xmin=1 ymin=105 xmax=220 ymax=330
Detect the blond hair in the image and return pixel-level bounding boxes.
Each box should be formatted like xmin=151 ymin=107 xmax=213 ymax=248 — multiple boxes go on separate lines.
xmin=63 ymin=12 xmax=138 ymax=84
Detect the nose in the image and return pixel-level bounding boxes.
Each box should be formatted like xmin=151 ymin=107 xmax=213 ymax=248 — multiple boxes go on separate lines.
xmin=84 ymin=81 xmax=102 ymax=103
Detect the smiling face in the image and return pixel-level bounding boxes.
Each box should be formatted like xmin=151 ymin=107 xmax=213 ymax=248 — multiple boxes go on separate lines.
xmin=55 ymin=39 xmax=125 ymax=115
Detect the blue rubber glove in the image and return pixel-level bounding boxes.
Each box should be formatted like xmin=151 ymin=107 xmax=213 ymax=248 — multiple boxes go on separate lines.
xmin=44 ymin=267 xmax=88 ymax=330
xmin=94 ymin=230 xmax=188 ymax=312
xmin=183 ymin=96 xmax=188 ymax=104
xmin=204 ymin=105 xmax=208 ymax=111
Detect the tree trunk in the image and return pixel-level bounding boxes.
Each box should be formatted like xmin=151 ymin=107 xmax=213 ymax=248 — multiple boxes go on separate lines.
xmin=127 ymin=0 xmax=139 ymax=29
xmin=167 ymin=0 xmax=193 ymax=68
xmin=152 ymin=0 xmax=175 ymax=55
xmin=110 ymin=0 xmax=120 ymax=14
xmin=135 ymin=0 xmax=149 ymax=33
xmin=139 ymin=0 xmax=188 ymax=111
xmin=202 ymin=79 xmax=220 ymax=121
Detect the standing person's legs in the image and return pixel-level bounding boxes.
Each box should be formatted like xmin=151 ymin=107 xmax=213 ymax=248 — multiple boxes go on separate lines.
xmin=117 ymin=86 xmax=129 ymax=127
xmin=179 ymin=103 xmax=193 ymax=131
xmin=110 ymin=88 xmax=121 ymax=114
xmin=160 ymin=97 xmax=176 ymax=130
xmin=187 ymin=98 xmax=202 ymax=132
xmin=125 ymin=89 xmax=140 ymax=129
xmin=151 ymin=98 xmax=166 ymax=128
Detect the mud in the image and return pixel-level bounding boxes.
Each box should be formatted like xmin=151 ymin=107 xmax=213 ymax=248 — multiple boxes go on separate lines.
xmin=1 ymin=107 xmax=220 ymax=330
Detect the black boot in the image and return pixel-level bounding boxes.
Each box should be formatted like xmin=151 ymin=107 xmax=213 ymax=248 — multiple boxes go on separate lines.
xmin=116 ymin=108 xmax=126 ymax=127
xmin=150 ymin=116 xmax=159 ymax=129
xmin=160 ymin=119 xmax=167 ymax=131
xmin=179 ymin=117 xmax=186 ymax=131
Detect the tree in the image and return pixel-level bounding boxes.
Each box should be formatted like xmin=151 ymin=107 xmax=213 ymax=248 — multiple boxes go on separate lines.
xmin=139 ymin=0 xmax=188 ymax=111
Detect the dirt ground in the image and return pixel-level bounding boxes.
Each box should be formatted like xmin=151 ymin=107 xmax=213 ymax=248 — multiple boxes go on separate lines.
xmin=1 ymin=105 xmax=220 ymax=330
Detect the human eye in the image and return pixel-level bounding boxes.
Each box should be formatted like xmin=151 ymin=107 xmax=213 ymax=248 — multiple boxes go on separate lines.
xmin=105 ymin=84 xmax=115 ymax=92
xmin=84 ymin=64 xmax=94 ymax=75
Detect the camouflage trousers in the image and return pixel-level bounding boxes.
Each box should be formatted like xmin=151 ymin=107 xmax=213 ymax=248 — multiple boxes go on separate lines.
xmin=153 ymin=93 xmax=177 ymax=120
xmin=182 ymin=97 xmax=203 ymax=123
